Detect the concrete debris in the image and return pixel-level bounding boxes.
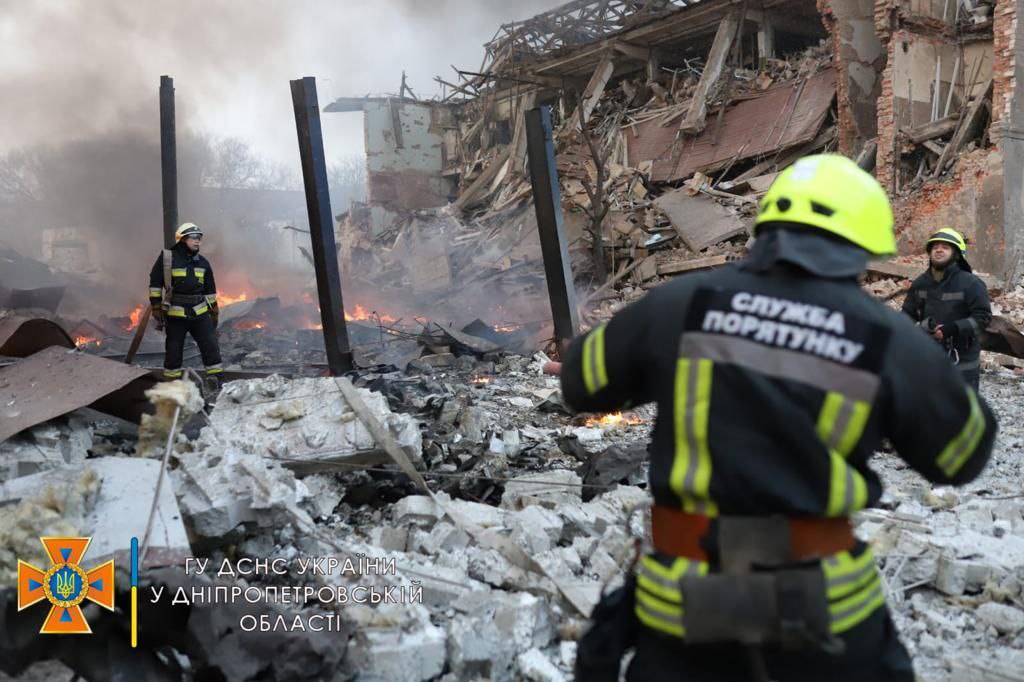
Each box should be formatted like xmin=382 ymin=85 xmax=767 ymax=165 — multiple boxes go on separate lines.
xmin=171 ymin=447 xmax=312 ymax=538
xmin=0 ymin=457 xmax=189 ymax=583
xmin=975 ymin=602 xmax=1024 ymax=635
xmin=0 ymin=412 xmax=91 ymax=481
xmin=202 ymin=375 xmax=422 ymax=463
xmin=517 ymin=647 xmax=568 ymax=682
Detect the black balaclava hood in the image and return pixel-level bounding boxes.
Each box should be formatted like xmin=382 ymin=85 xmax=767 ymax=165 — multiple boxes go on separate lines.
xmin=740 ymin=225 xmax=868 ymax=279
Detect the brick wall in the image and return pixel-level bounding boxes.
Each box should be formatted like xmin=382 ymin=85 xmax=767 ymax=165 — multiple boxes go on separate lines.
xmin=875 ymin=31 xmax=899 ymax=192
xmin=817 ymin=2 xmax=859 ymax=153
xmin=992 ymin=0 xmax=1017 ymax=135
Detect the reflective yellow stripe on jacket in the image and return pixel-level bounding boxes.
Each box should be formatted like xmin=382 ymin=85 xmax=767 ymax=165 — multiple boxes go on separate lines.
xmin=670 ymin=358 xmax=716 ymax=515
xmin=171 ymin=268 xmax=187 ymax=278
xmin=936 ymin=387 xmax=986 ymax=477
xmin=581 ymin=324 xmax=608 ymax=394
xmin=816 ymin=391 xmax=870 ymax=516
xmin=823 ymin=546 xmax=885 ymax=634
xmin=634 ymin=555 xmax=708 ymax=637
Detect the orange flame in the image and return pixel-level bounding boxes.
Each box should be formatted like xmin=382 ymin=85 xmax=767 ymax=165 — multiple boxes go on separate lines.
xmin=345 ymin=304 xmax=397 ymax=323
xmin=74 ymin=334 xmax=102 ymax=348
xmin=124 ymin=305 xmax=146 ymax=332
xmin=219 ymin=291 xmax=249 ymax=306
xmin=584 ymin=412 xmax=645 ymax=428
xmin=471 ymin=375 xmax=491 ymax=385
xmin=493 ymin=323 xmax=521 ymax=333
xmin=233 ymin=319 xmax=267 ymax=330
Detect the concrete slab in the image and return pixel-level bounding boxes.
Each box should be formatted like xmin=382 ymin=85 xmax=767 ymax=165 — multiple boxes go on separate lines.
xmin=654 ymin=187 xmax=748 ymax=252
xmin=0 ymin=456 xmax=189 ymax=560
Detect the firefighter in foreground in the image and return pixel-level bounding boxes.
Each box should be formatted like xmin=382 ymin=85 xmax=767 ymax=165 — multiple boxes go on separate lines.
xmin=149 ymin=222 xmax=223 ymax=381
xmin=901 ymin=227 xmax=992 ymax=390
xmin=556 ymin=155 xmax=997 ymax=681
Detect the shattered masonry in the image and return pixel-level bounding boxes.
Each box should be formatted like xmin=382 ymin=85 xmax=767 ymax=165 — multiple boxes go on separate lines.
xmin=3 ymin=0 xmax=1024 ymax=681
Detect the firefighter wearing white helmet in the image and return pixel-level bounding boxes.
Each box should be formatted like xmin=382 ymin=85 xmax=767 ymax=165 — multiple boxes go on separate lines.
xmin=148 ymin=222 xmax=223 ymax=380
xmin=901 ymin=227 xmax=991 ymax=390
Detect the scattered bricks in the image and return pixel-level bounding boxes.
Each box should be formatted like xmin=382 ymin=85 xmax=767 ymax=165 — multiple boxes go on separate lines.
xmin=393 ymin=495 xmax=442 ymax=527
xmin=935 ymin=555 xmax=970 ymax=596
xmin=993 ymin=500 xmax=1024 ymax=535
xmin=956 ymin=503 xmax=995 ymax=533
xmin=517 ymin=648 xmax=568 ymax=682
xmin=369 ymin=525 xmax=409 ymax=552
xmin=409 ymin=563 xmax=489 ymax=606
xmin=513 ymin=505 xmax=565 ymax=544
xmin=438 ymin=398 xmax=461 ymax=425
xmin=494 ymin=592 xmax=555 ymax=652
xmin=976 ymin=602 xmax=1024 ymax=635
xmin=446 ymin=496 xmax=507 ymax=528
xmin=345 ymin=622 xmax=447 ymax=681
xmin=447 ymin=613 xmax=507 ymax=679
xmin=501 ymin=470 xmax=583 ymax=510
xmin=419 ymin=521 xmax=472 ymax=554
xmin=457 ymin=405 xmax=493 ymax=441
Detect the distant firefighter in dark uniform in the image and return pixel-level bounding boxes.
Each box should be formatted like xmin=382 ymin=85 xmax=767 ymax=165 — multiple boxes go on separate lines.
xmin=149 ymin=222 xmax=222 ymax=380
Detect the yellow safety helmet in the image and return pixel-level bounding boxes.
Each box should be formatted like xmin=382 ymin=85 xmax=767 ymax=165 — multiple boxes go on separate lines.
xmin=754 ymin=154 xmax=896 ymax=256
xmin=175 ymin=222 xmax=203 ymax=241
xmin=925 ymin=227 xmax=967 ymax=255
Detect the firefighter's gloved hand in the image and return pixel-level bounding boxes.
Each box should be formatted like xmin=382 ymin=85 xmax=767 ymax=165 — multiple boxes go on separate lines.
xmin=151 ymin=305 xmax=165 ymax=326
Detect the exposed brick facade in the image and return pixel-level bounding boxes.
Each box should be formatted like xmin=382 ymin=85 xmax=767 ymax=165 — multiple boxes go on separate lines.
xmin=992 ymin=0 xmax=1017 ymax=135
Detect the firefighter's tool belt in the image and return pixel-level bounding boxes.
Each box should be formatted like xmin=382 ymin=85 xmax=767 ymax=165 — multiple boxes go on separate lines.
xmin=652 ymin=507 xmax=851 ymax=652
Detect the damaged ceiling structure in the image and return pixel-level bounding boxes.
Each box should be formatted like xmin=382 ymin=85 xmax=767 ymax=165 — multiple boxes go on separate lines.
xmin=2 ymin=0 xmax=1024 ymax=681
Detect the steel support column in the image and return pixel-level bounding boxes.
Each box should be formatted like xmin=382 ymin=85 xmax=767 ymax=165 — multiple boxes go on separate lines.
xmin=525 ymin=106 xmax=579 ymax=345
xmin=159 ymin=76 xmax=178 ymax=250
xmin=290 ymin=76 xmax=353 ymax=374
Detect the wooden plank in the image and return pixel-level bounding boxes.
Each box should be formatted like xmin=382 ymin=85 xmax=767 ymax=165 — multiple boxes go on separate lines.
xmin=901 ymin=115 xmax=958 ymax=143
xmin=679 ymin=11 xmax=739 ymax=135
xmin=933 ymin=78 xmax=993 ymax=177
xmin=564 ymin=50 xmax=616 ymax=133
xmin=657 ymin=254 xmax=735 ymax=276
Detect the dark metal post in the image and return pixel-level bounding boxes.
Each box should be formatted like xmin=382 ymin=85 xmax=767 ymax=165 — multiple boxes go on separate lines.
xmin=159 ymin=76 xmax=178 ymax=250
xmin=525 ymin=106 xmax=579 ymax=344
xmin=290 ymin=76 xmax=353 ymax=374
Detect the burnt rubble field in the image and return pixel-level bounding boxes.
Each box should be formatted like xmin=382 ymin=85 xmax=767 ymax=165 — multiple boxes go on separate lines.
xmin=1 ymin=325 xmax=1023 ymax=681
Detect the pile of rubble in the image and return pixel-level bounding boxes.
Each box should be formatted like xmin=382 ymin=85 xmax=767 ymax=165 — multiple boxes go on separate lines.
xmin=2 ymin=332 xmax=1022 ymax=681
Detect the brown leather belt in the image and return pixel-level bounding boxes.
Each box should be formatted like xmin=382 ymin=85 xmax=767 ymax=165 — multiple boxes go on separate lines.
xmin=651 ymin=506 xmax=855 ymax=563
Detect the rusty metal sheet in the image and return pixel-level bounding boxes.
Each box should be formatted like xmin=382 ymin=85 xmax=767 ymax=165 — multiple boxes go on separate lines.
xmin=0 ymin=317 xmax=74 ymax=357
xmin=0 ymin=346 xmax=149 ymax=442
xmin=627 ymin=68 xmax=836 ymax=183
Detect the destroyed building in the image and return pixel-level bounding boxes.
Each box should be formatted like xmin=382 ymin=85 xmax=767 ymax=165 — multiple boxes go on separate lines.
xmin=2 ymin=0 xmax=1024 ymax=681
xmin=329 ymin=0 xmax=1019 ymax=285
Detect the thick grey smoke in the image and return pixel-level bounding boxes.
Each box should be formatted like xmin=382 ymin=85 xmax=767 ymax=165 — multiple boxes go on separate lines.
xmin=0 ymin=0 xmax=566 ymax=320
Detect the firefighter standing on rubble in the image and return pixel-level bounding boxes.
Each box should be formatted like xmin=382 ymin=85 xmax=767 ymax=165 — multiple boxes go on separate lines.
xmin=551 ymin=155 xmax=997 ymax=681
xmin=149 ymin=222 xmax=223 ymax=381
xmin=900 ymin=227 xmax=992 ymax=391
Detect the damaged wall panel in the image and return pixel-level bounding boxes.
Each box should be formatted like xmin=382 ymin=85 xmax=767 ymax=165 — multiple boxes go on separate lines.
xmin=820 ymin=0 xmax=884 ymax=148
xmin=628 ymin=68 xmax=837 ymax=182
xmin=363 ymin=100 xmax=456 ymax=212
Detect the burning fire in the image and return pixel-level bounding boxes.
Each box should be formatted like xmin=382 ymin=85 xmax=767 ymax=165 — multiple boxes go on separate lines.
xmin=471 ymin=375 xmax=491 ymax=385
xmin=345 ymin=304 xmax=397 ymax=323
xmin=233 ymin=319 xmax=267 ymax=330
xmin=584 ymin=412 xmax=645 ymax=428
xmin=493 ymin=323 xmax=522 ymax=333
xmin=123 ymin=304 xmax=146 ymax=332
xmin=219 ymin=291 xmax=249 ymax=306
xmin=74 ymin=334 xmax=102 ymax=348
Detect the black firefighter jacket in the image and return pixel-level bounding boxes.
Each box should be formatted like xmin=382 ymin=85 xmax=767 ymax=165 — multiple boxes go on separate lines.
xmin=900 ymin=262 xmax=992 ymax=371
xmin=562 ymin=231 xmax=996 ymax=519
xmin=560 ymin=229 xmax=997 ymax=641
xmin=148 ymin=242 xmax=218 ymax=316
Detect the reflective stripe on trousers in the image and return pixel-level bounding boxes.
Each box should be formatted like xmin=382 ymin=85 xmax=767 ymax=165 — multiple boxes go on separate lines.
xmin=634 ymin=545 xmax=885 ymax=639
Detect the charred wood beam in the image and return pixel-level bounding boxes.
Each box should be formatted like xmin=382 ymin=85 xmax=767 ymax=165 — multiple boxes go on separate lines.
xmin=159 ymin=76 xmax=177 ymax=250
xmin=679 ymin=11 xmax=739 ymax=135
xmin=290 ymin=76 xmax=353 ymax=374
xmin=525 ymin=106 xmax=580 ymax=345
